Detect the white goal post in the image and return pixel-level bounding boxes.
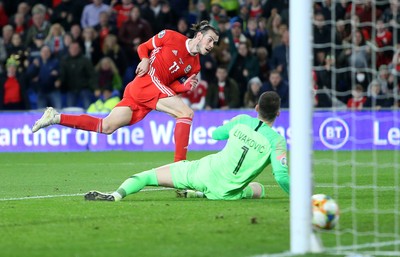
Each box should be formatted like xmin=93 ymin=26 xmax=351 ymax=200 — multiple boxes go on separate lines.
xmin=289 ymin=0 xmax=314 ymax=254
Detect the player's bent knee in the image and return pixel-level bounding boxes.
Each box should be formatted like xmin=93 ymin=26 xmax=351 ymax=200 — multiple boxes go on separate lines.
xmin=249 ymin=182 xmax=265 ymax=199
xmin=101 ymin=121 xmax=117 ymax=135
xmin=179 ymin=108 xmax=194 ymax=119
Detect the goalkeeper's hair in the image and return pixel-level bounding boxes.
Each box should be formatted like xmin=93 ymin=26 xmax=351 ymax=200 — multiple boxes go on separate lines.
xmin=258 ymin=91 xmax=281 ymax=122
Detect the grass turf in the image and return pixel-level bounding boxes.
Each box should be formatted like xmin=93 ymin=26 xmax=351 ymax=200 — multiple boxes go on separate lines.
xmin=0 ymin=151 xmax=398 ymax=257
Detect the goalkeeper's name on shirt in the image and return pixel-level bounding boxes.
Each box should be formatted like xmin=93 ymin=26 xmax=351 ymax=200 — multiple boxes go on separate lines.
xmin=232 ymin=128 xmax=267 ymax=153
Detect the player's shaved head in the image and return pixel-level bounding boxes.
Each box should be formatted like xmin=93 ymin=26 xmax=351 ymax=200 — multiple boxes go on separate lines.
xmin=258 ymin=91 xmax=281 ymax=122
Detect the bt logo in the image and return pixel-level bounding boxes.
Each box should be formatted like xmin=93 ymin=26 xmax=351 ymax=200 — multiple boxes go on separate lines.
xmin=319 ymin=117 xmax=349 ymax=149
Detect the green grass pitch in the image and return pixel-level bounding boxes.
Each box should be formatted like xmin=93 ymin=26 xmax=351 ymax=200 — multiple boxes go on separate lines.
xmin=0 ymin=151 xmax=398 ymax=257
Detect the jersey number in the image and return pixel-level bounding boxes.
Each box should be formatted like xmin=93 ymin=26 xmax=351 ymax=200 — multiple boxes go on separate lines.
xmin=169 ymin=61 xmax=180 ymax=74
xmin=233 ymin=146 xmax=249 ymax=175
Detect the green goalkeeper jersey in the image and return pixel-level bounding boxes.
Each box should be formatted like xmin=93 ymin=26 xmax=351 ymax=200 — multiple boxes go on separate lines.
xmin=194 ymin=114 xmax=290 ymax=198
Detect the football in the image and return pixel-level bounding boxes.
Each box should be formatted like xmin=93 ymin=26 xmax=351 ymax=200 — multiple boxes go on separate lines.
xmin=312 ymin=194 xmax=340 ymax=230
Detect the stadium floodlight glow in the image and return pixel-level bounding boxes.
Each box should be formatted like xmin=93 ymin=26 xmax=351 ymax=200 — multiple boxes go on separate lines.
xmin=289 ymin=0 xmax=313 ymax=254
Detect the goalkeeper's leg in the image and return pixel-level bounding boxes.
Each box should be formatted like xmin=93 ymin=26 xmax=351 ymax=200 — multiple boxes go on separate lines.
xmin=242 ymin=182 xmax=266 ymax=199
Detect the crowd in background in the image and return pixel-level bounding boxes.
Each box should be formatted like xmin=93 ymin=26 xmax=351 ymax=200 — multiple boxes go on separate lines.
xmin=0 ymin=0 xmax=398 ymax=112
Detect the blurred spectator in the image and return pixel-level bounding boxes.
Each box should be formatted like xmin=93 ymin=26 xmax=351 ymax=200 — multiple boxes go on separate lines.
xmin=94 ymin=56 xmax=122 ymax=98
xmin=313 ymin=12 xmax=331 ymax=56
xmin=199 ymin=53 xmax=217 ymax=85
xmin=180 ymin=79 xmax=208 ymax=110
xmin=267 ymin=13 xmax=286 ymax=50
xmin=27 ymin=32 xmax=46 ymax=62
xmin=232 ymin=4 xmax=249 ymax=28
xmin=354 ymin=1 xmax=382 ymax=40
xmin=334 ymin=19 xmax=351 ymax=55
xmin=142 ymin=0 xmax=176 ymax=33
xmin=9 ymin=2 xmax=30 ymax=30
xmin=111 ymin=0 xmax=134 ymax=29
xmin=51 ymin=0 xmax=79 ymax=31
xmin=58 ymin=32 xmax=73 ymax=59
xmin=0 ymin=1 xmax=9 ymax=29
xmin=80 ymin=0 xmax=110 ymax=29
xmin=176 ymin=18 xmax=191 ymax=37
xmin=256 ymin=46 xmax=269 ymax=83
xmin=205 ymin=65 xmax=240 ymax=110
xmin=196 ymin=1 xmax=211 ymax=24
xmin=269 ymin=30 xmax=289 ymax=80
xmin=118 ymin=6 xmax=152 ymax=60
xmin=2 ymin=24 xmax=13 ymax=52
xmin=87 ymin=85 xmax=120 ymax=113
xmin=248 ymin=0 xmax=263 ymax=19
xmin=94 ymin=11 xmax=117 ymax=49
xmin=376 ymin=64 xmax=391 ymax=94
xmin=375 ymin=19 xmax=393 ymax=67
xmin=262 ymin=0 xmax=289 ymax=21
xmin=314 ymin=51 xmax=334 ymax=91
xmin=244 ymin=17 xmax=268 ymax=53
xmin=243 ymin=76 xmax=263 ymax=108
xmin=382 ymin=0 xmax=400 ymax=42
xmin=208 ymin=2 xmax=224 ymax=29
xmin=315 ymin=0 xmax=347 ymax=21
xmin=261 ymin=70 xmax=289 ymax=108
xmin=226 ymin=21 xmax=251 ymax=51
xmin=70 ymin=24 xmax=83 ymax=45
xmin=347 ymin=84 xmax=366 ymax=110
xmin=101 ymin=34 xmax=127 ymax=77
xmin=216 ymin=15 xmax=230 ymax=41
xmin=26 ymin=45 xmax=61 ymax=109
xmin=25 ymin=4 xmax=50 ymax=48
xmin=45 ymin=23 xmax=66 ymax=57
xmin=8 ymin=33 xmax=29 ymax=74
xmin=81 ymin=27 xmax=101 ymax=65
xmin=218 ymin=0 xmax=240 ymax=18
xmin=58 ymin=41 xmax=97 ymax=108
xmin=134 ymin=0 xmax=148 ymax=10
xmin=228 ymin=41 xmax=259 ymax=106
xmin=0 ymin=57 xmax=30 ymax=110
xmin=312 ymin=70 xmax=332 ymax=108
xmin=365 ymin=80 xmax=391 ymax=110
xmin=11 ymin=13 xmax=27 ymax=39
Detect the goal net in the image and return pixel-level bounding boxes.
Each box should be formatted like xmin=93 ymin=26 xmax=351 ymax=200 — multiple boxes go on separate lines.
xmin=311 ymin=0 xmax=400 ymax=255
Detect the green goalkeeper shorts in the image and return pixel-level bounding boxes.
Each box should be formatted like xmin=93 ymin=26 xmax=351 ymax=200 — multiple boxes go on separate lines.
xmin=170 ymin=160 xmax=262 ymax=200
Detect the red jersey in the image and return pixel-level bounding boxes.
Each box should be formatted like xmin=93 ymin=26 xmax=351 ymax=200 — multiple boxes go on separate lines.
xmin=137 ymin=30 xmax=201 ymax=92
xmin=113 ymin=4 xmax=134 ymax=28
xmin=347 ymin=97 xmax=366 ymax=109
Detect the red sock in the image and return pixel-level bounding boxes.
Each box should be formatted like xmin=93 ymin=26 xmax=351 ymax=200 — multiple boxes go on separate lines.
xmin=174 ymin=117 xmax=192 ymax=162
xmin=60 ymin=114 xmax=103 ymax=133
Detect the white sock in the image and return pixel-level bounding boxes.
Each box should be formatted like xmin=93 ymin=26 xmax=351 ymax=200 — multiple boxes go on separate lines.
xmin=111 ymin=192 xmax=122 ymax=201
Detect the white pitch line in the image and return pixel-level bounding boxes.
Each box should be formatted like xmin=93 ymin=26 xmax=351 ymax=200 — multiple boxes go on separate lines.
xmin=0 ymin=184 xmax=342 ymax=202
xmin=0 ymin=188 xmax=174 ymax=201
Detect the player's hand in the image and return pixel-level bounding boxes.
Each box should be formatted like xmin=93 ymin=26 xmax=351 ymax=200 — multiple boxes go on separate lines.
xmin=136 ymin=58 xmax=150 ymax=77
xmin=184 ymin=74 xmax=198 ymax=91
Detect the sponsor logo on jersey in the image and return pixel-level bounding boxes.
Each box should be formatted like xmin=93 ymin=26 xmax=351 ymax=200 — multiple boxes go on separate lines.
xmin=158 ymin=30 xmax=166 ymax=38
xmin=172 ymin=50 xmax=178 ymax=56
xmin=184 ymin=65 xmax=192 ymax=73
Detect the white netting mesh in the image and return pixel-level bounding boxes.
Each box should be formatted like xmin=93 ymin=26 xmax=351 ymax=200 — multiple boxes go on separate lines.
xmin=312 ymin=0 xmax=400 ymax=255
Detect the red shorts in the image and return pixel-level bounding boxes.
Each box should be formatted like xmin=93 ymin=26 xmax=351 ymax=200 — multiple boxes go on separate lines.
xmin=115 ymin=75 xmax=176 ymax=125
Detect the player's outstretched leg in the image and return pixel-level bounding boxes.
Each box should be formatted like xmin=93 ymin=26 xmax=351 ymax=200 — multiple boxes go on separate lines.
xmin=84 ymin=191 xmax=116 ymax=201
xmin=32 ymin=107 xmax=59 ymax=133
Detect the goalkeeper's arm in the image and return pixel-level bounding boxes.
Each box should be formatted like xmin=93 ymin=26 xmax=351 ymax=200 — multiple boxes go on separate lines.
xmin=273 ymin=169 xmax=290 ymax=194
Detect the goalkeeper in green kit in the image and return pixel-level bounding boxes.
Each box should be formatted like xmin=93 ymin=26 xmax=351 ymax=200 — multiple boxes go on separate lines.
xmin=85 ymin=91 xmax=290 ymax=201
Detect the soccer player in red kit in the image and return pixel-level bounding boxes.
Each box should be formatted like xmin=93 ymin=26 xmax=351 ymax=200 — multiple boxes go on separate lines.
xmin=32 ymin=20 xmax=219 ymax=162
